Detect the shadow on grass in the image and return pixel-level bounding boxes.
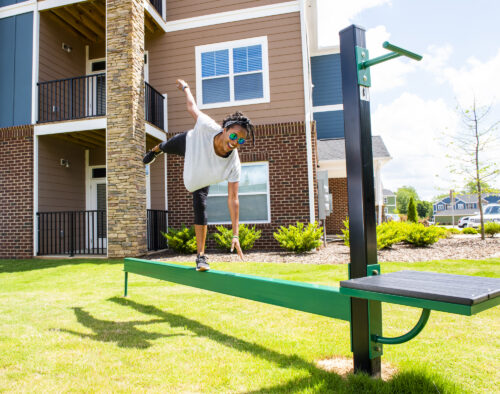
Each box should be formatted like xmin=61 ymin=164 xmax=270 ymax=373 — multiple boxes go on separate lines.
xmin=56 ymin=307 xmax=186 ymax=349
xmin=90 ymin=296 xmax=456 ymax=393
xmin=0 ymin=258 xmax=123 ymax=274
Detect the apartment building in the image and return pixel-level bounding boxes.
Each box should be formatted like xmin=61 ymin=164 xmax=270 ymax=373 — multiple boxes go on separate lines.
xmin=0 ymin=0 xmax=390 ymax=258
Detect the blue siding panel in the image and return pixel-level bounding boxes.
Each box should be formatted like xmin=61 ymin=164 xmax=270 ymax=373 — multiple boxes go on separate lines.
xmin=314 ymin=111 xmax=344 ymax=140
xmin=0 ymin=17 xmax=16 ymax=128
xmin=0 ymin=13 xmax=32 ymax=128
xmin=13 ymin=12 xmax=33 ymax=126
xmin=311 ymin=54 xmax=343 ymax=107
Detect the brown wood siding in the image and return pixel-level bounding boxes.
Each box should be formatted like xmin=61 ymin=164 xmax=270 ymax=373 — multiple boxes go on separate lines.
xmin=89 ymin=42 xmax=105 ymax=60
xmin=89 ymin=146 xmax=105 ymax=166
xmin=38 ymin=12 xmax=86 ymax=82
xmin=147 ymin=12 xmax=304 ymax=131
xmin=166 ymin=0 xmax=286 ymax=21
xmin=38 ymin=136 xmax=85 ymax=211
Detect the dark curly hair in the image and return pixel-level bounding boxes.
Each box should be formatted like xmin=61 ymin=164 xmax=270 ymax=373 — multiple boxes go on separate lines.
xmin=222 ymin=111 xmax=255 ymax=146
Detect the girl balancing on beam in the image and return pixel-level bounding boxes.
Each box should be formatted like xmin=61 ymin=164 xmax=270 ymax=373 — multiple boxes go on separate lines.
xmin=143 ymin=79 xmax=255 ymax=271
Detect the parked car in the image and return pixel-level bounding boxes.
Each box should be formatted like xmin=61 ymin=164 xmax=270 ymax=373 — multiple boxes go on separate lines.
xmin=385 ymin=213 xmax=400 ymax=222
xmin=458 ymin=216 xmax=471 ymax=228
xmin=468 ymin=204 xmax=500 ymax=228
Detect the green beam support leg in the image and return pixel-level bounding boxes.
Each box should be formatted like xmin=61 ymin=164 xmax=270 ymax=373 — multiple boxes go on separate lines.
xmin=124 ymin=271 xmax=128 ymax=297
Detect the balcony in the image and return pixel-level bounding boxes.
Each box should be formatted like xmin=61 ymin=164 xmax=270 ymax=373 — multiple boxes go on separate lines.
xmin=37 ymin=75 xmax=165 ymax=130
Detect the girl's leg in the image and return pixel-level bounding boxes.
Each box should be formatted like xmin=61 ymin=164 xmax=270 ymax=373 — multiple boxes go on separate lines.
xmin=159 ymin=131 xmax=187 ymax=156
xmin=193 ymin=186 xmax=209 ymax=256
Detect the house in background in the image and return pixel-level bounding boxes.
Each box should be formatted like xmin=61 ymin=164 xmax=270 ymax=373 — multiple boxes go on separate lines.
xmin=432 ymin=193 xmax=500 ymax=225
xmin=1 ymin=0 xmax=390 ymax=258
xmin=383 ymin=189 xmax=397 ymax=215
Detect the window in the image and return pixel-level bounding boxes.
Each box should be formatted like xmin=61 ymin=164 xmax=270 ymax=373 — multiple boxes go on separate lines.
xmin=457 ymin=203 xmax=464 ymax=209
xmin=207 ymin=162 xmax=270 ymax=224
xmin=383 ymin=197 xmax=388 ymax=204
xmin=438 ymin=204 xmax=444 ymax=211
xmin=196 ymin=37 xmax=270 ymax=109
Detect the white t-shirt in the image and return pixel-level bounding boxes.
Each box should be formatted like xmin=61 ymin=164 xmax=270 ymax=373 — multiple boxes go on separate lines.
xmin=183 ymin=113 xmax=241 ymax=192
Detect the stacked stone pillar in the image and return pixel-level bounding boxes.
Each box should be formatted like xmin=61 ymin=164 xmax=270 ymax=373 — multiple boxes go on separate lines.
xmin=106 ymin=0 xmax=147 ymax=257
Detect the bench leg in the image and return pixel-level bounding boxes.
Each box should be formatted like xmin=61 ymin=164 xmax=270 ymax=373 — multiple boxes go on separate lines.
xmin=124 ymin=272 xmax=128 ymax=297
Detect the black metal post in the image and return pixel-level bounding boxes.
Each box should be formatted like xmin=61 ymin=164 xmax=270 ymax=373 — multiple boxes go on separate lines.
xmin=339 ymin=25 xmax=381 ymax=377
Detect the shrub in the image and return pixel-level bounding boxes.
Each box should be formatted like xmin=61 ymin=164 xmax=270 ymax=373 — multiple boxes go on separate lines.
xmin=341 ymin=219 xmax=409 ymax=250
xmin=462 ymin=227 xmax=478 ymax=234
xmin=377 ymin=221 xmax=410 ymax=249
xmin=407 ymin=197 xmax=418 ymax=223
xmin=341 ymin=218 xmax=350 ymax=247
xmin=274 ymin=221 xmax=323 ymax=253
xmin=404 ymin=223 xmax=446 ymax=247
xmin=162 ymin=225 xmax=197 ymax=254
xmin=447 ymin=228 xmax=461 ymax=235
xmin=213 ymin=224 xmax=262 ymax=251
xmin=484 ymin=222 xmax=500 ymax=237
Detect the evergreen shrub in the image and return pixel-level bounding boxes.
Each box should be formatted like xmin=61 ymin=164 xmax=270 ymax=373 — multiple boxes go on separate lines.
xmin=274 ymin=222 xmax=323 ymax=253
xmin=162 ymin=225 xmax=197 ymax=254
xmin=213 ymin=224 xmax=262 ymax=251
xmin=484 ymin=222 xmax=500 ymax=237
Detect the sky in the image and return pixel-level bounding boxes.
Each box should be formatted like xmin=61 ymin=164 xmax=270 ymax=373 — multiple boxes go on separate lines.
xmin=316 ymin=0 xmax=500 ymax=201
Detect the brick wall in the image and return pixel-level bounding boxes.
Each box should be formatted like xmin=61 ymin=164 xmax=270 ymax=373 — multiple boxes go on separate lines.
xmin=325 ymin=177 xmax=348 ymax=235
xmin=0 ymin=125 xmax=34 ymax=258
xmin=166 ymin=121 xmax=317 ymax=250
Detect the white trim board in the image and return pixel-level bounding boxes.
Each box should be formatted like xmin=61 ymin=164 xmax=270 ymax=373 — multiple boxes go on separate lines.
xmin=38 ymin=0 xmax=86 ymax=11
xmin=144 ymin=0 xmax=167 ymax=32
xmin=35 ymin=117 xmax=106 ymax=135
xmin=165 ymin=1 xmax=299 ymax=32
xmin=145 ymin=123 xmax=166 ymax=141
xmin=313 ymin=104 xmax=344 ymax=112
xmin=0 ymin=0 xmax=35 ymax=19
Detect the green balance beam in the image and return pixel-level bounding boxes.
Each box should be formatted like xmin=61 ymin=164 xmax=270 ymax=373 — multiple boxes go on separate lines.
xmin=124 ymin=258 xmax=351 ymax=322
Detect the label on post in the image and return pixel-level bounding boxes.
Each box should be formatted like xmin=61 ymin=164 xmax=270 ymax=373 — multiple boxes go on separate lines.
xmin=360 ymin=86 xmax=370 ymax=102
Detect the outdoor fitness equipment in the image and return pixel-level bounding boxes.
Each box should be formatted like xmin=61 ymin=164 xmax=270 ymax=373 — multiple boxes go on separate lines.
xmin=123 ymin=25 xmax=500 ymax=378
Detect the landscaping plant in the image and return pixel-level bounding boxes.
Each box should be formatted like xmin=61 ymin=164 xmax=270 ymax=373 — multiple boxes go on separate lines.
xmin=483 ymin=222 xmax=500 ymax=237
xmin=273 ymin=221 xmax=323 ymax=253
xmin=213 ymin=224 xmax=262 ymax=251
xmin=404 ymin=223 xmax=447 ymax=247
xmin=407 ymin=196 xmax=418 ymax=223
xmin=162 ymin=225 xmax=197 ymax=254
xmin=462 ymin=227 xmax=478 ymax=234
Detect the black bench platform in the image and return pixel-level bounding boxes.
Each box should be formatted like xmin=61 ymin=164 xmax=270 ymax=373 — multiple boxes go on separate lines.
xmin=340 ymin=270 xmax=500 ymax=315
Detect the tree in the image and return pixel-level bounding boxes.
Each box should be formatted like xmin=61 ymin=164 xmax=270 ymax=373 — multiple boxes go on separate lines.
xmin=417 ymin=200 xmax=433 ymax=219
xmin=407 ymin=197 xmax=418 ymax=223
xmin=396 ymin=186 xmax=419 ymax=214
xmin=463 ymin=180 xmax=498 ymax=194
xmin=446 ymin=98 xmax=499 ymax=240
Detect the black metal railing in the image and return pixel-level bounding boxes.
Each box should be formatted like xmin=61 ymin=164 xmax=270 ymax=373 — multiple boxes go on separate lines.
xmin=149 ymin=0 xmax=163 ymax=17
xmin=145 ymin=81 xmax=165 ymax=130
xmin=147 ymin=209 xmax=168 ymax=251
xmin=37 ymin=211 xmax=107 ymax=256
xmin=38 ymin=74 xmax=106 ymax=123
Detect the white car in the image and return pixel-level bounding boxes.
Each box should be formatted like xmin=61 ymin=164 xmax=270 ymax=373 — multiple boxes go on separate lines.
xmin=458 ymin=216 xmax=470 ymax=228
xmin=468 ymin=204 xmax=500 ymax=228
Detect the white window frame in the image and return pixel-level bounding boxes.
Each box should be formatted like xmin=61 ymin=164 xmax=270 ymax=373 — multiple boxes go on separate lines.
xmin=207 ymin=161 xmax=271 ymax=225
xmin=195 ymin=36 xmax=270 ymax=109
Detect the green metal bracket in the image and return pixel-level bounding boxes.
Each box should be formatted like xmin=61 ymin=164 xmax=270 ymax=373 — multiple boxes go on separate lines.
xmin=372 ymin=308 xmax=431 ymax=345
xmin=348 ymin=264 xmax=383 ymax=359
xmin=356 ymin=41 xmax=423 ymax=87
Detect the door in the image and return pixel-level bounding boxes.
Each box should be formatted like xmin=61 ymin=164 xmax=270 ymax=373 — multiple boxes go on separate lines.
xmin=89 ymin=167 xmax=107 ymax=249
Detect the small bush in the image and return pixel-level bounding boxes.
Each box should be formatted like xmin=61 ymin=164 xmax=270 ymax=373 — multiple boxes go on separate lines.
xmin=404 ymin=224 xmax=446 ymax=247
xmin=377 ymin=222 xmax=409 ymax=249
xmin=162 ymin=225 xmax=197 ymax=254
xmin=213 ymin=224 xmax=262 ymax=251
xmin=447 ymin=228 xmax=461 ymax=235
xmin=274 ymin=221 xmax=323 ymax=253
xmin=484 ymin=222 xmax=500 ymax=237
xmin=462 ymin=227 xmax=478 ymax=234
xmin=407 ymin=197 xmax=418 ymax=223
xmin=341 ymin=218 xmax=350 ymax=247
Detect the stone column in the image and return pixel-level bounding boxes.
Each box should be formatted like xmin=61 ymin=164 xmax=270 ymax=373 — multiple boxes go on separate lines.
xmin=106 ymin=0 xmax=146 ymax=257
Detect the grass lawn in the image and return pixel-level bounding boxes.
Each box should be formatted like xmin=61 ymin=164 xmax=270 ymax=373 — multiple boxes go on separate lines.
xmin=0 ymin=258 xmax=498 ymax=393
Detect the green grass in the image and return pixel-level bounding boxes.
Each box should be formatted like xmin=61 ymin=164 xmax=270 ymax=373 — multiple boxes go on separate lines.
xmin=0 ymin=258 xmax=499 ymax=393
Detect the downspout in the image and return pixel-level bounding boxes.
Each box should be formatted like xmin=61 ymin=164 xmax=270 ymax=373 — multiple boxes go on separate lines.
xmin=32 ymin=2 xmax=39 ymax=256
xmin=299 ymin=0 xmax=315 ymax=223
